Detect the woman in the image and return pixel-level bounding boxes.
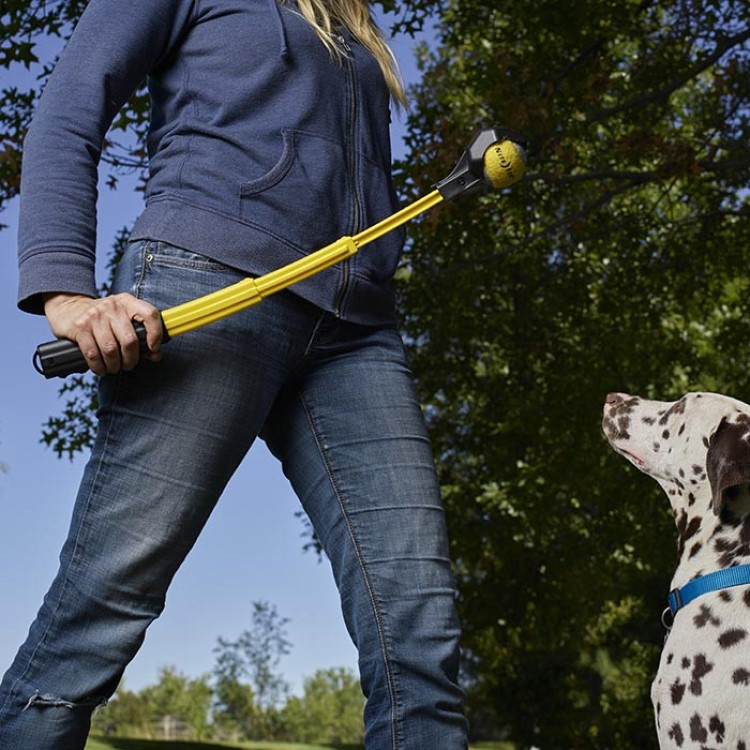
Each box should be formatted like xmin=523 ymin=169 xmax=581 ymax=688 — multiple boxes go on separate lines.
xmin=0 ymin=1 xmax=468 ymax=747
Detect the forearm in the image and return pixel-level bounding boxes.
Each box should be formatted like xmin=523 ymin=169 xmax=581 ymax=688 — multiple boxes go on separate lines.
xmin=16 ymin=0 xmax=196 ymax=314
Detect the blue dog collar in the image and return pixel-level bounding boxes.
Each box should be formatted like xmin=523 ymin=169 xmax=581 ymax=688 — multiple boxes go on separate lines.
xmin=668 ymin=564 xmax=750 ymax=617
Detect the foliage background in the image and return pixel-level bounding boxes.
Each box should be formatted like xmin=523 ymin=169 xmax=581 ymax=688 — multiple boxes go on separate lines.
xmin=2 ymin=0 xmax=750 ymax=747
xmin=391 ymin=0 xmax=750 ymax=746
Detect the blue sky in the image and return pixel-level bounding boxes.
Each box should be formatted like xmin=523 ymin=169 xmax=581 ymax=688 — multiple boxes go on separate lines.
xmin=0 ymin=13 xmax=433 ymax=697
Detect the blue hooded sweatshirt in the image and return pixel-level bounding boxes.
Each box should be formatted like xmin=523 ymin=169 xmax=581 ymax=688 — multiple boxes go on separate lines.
xmin=17 ymin=0 xmax=405 ymax=325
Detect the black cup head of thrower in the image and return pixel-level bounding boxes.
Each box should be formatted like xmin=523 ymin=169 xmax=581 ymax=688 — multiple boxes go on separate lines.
xmin=435 ymin=126 xmax=528 ymax=202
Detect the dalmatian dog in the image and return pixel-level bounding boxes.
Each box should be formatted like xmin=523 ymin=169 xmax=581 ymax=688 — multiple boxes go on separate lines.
xmin=602 ymin=392 xmax=750 ymax=750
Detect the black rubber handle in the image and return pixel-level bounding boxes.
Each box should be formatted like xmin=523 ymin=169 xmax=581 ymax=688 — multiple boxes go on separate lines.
xmin=34 ymin=322 xmax=152 ymax=379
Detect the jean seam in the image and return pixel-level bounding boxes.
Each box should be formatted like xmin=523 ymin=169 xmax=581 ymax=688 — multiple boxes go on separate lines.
xmin=296 ymin=388 xmax=403 ymax=750
xmin=133 ymin=240 xmax=151 ymax=298
xmin=285 ymin=308 xmax=329 ymax=383
xmin=0 ymin=381 xmax=122 ymax=717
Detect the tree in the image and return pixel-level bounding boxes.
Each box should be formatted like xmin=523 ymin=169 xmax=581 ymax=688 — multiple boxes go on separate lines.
xmin=138 ymin=666 xmax=212 ymax=740
xmin=281 ymin=667 xmax=365 ymax=745
xmin=90 ymin=681 xmax=152 ymax=738
xmin=91 ymin=668 xmax=212 ymax=740
xmin=212 ymin=635 xmax=260 ymax=741
xmin=212 ymin=600 xmax=291 ymax=739
xmin=0 ymin=1 xmax=148 ymax=219
xmin=394 ymin=0 xmax=750 ymax=746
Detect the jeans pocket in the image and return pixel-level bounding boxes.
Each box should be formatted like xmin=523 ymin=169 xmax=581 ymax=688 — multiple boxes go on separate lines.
xmin=113 ymin=241 xmax=246 ymax=312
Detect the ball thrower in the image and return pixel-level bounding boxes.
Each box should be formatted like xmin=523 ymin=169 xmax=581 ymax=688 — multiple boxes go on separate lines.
xmin=34 ymin=126 xmax=527 ymax=378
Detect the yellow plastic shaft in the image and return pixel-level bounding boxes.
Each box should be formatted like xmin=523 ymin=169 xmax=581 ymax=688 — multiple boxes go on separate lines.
xmin=162 ymin=236 xmax=358 ymax=337
xmin=352 ymin=189 xmax=443 ymax=249
xmin=160 ymin=189 xmax=444 ymax=338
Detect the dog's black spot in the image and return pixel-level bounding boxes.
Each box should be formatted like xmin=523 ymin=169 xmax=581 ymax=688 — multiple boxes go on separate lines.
xmin=667 ymin=652 xmax=675 ymax=665
xmin=692 ymin=464 xmax=704 ymax=475
xmin=690 ymin=654 xmax=714 ymax=695
xmin=713 ymin=533 xmax=750 ymax=567
xmin=719 ymin=590 xmax=733 ymax=603
xmin=668 ymin=722 xmax=684 ymax=746
xmin=688 ymin=492 xmax=697 ymax=507
xmin=694 ymin=605 xmax=720 ymax=629
xmin=670 ymin=679 xmax=686 ymax=705
xmin=718 ymin=628 xmax=748 ymax=649
xmin=715 ymin=538 xmax=735 ymax=553
xmin=744 ymin=589 xmax=750 ymax=608
xmin=658 ymin=400 xmax=686 ymax=426
xmin=602 ymin=414 xmax=631 ymax=441
xmin=617 ymin=416 xmax=630 ymax=435
xmin=679 ymin=468 xmax=685 ymax=478
xmin=643 ymin=416 xmax=656 ymax=425
xmin=679 ymin=423 xmax=686 ymax=435
xmin=653 ymin=442 xmax=661 ymax=452
xmin=715 ymin=532 xmax=750 ymax=567
xmin=689 ymin=542 xmax=702 ymax=559
xmin=733 ymin=668 xmax=750 ymax=685
xmin=689 ymin=712 xmax=708 ymax=742
xmin=677 ymin=512 xmax=702 ymax=556
xmin=681 ymin=657 xmax=691 ymax=669
xmin=709 ymin=714 xmax=726 ymax=742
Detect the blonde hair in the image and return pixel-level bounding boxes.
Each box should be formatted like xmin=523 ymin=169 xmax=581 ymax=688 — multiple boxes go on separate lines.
xmin=285 ymin=0 xmax=407 ymax=109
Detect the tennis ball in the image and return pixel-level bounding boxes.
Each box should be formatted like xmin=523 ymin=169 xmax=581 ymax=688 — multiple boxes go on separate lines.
xmin=483 ymin=139 xmax=526 ymax=189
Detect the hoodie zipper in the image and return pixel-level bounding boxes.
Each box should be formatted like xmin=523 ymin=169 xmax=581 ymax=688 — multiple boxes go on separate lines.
xmin=334 ymin=33 xmax=360 ymax=318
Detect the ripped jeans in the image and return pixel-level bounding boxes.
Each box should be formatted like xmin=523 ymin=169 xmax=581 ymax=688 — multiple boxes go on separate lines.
xmin=0 ymin=241 xmax=467 ymax=749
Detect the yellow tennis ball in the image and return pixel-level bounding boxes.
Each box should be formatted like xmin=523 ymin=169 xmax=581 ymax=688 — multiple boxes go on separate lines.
xmin=483 ymin=139 xmax=526 ymax=189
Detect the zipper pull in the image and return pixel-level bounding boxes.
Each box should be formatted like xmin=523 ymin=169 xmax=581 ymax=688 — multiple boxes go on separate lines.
xmin=337 ymin=34 xmax=351 ymax=52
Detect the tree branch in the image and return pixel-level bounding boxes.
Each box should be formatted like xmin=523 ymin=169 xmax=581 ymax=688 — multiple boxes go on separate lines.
xmin=526 ymin=170 xmax=656 ymax=185
xmin=586 ymin=28 xmax=750 ymax=125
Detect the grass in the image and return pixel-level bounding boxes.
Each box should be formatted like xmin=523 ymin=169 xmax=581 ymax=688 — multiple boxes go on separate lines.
xmin=86 ymin=739 xmax=515 ymax=750
xmin=86 ymin=740 xmax=364 ymax=750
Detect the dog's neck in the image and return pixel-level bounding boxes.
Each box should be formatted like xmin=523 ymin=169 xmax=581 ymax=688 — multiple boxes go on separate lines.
xmin=664 ymin=480 xmax=750 ymax=589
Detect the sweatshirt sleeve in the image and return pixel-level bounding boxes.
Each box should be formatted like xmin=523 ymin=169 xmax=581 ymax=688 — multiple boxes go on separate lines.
xmin=17 ymin=0 xmax=196 ymax=314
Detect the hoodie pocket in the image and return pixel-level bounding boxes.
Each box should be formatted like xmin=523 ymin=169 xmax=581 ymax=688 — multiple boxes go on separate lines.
xmin=239 ymin=129 xmax=352 ymax=252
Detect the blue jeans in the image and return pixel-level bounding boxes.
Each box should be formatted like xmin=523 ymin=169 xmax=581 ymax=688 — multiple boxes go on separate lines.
xmin=0 ymin=241 xmax=467 ymax=749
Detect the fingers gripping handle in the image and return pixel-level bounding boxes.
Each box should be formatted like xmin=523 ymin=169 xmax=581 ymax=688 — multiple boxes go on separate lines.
xmin=34 ymin=322 xmax=156 ymax=379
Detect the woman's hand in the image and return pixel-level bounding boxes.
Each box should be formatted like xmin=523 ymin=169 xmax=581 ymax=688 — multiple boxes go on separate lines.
xmin=43 ymin=292 xmax=164 ymax=376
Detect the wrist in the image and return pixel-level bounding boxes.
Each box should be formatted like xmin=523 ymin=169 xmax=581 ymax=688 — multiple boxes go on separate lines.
xmin=42 ymin=292 xmax=95 ymax=314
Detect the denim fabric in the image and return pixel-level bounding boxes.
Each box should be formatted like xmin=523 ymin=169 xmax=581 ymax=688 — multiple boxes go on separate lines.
xmin=0 ymin=241 xmax=467 ymax=749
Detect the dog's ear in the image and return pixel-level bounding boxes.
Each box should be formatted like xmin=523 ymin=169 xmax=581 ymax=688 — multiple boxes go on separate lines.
xmin=706 ymin=416 xmax=750 ymax=516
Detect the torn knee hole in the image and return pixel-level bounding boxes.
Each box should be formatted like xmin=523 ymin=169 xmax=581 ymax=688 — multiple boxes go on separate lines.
xmin=23 ymin=692 xmax=106 ymax=712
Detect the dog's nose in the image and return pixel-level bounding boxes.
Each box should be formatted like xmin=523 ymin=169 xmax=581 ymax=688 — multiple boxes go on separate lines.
xmin=606 ymin=392 xmax=626 ymax=405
